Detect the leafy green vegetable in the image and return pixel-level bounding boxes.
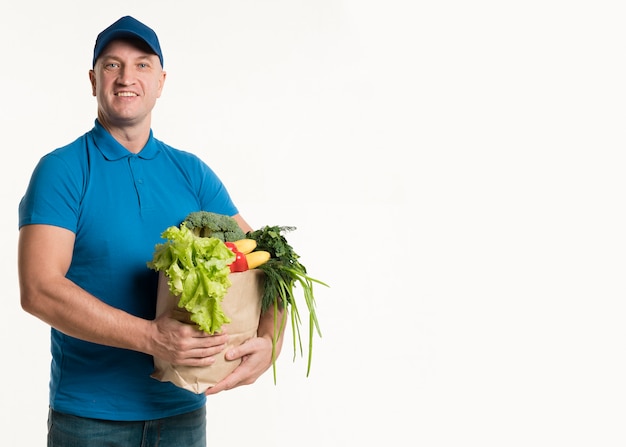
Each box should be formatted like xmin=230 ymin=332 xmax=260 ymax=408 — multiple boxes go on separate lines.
xmin=247 ymin=225 xmax=328 ymax=377
xmin=182 ymin=211 xmax=246 ymax=241
xmin=147 ymin=223 xmax=236 ymax=334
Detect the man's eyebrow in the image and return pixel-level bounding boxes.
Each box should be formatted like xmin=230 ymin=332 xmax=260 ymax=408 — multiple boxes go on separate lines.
xmin=99 ymin=53 xmax=155 ymax=63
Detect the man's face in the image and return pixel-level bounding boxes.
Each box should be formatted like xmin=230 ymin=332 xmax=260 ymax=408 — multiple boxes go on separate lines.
xmin=89 ymin=40 xmax=166 ymax=128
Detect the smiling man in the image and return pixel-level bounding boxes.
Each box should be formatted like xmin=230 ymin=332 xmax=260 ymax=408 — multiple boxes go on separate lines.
xmin=89 ymin=18 xmax=166 ymax=146
xmin=18 ymin=16 xmax=284 ymax=447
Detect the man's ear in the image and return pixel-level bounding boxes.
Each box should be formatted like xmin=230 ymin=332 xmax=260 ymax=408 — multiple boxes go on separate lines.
xmin=89 ymin=70 xmax=97 ymax=97
xmin=157 ymin=71 xmax=167 ymax=98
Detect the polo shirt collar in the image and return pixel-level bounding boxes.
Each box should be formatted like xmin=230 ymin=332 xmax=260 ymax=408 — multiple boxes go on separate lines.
xmin=92 ymin=119 xmax=160 ymax=160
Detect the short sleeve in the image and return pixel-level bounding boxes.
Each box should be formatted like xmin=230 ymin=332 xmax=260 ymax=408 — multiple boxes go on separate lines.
xmin=18 ymin=152 xmax=84 ymax=232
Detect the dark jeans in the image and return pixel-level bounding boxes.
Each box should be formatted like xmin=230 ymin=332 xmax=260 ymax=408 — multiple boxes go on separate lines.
xmin=47 ymin=406 xmax=206 ymax=447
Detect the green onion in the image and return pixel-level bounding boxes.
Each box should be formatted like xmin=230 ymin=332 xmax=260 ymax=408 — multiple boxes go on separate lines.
xmin=247 ymin=226 xmax=328 ymax=379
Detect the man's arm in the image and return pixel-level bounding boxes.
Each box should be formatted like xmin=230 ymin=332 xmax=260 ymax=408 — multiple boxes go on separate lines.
xmin=18 ymin=224 xmax=227 ymax=366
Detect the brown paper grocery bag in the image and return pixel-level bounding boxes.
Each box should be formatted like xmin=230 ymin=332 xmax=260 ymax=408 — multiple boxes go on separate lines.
xmin=151 ymin=269 xmax=264 ymax=394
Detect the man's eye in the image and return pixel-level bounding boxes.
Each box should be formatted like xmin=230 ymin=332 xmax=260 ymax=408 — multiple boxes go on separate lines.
xmin=138 ymin=63 xmax=148 ymax=68
xmin=106 ymin=63 xmax=120 ymax=69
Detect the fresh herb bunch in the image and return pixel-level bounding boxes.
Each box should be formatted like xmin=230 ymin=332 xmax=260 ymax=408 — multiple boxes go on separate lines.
xmin=246 ymin=225 xmax=328 ymax=376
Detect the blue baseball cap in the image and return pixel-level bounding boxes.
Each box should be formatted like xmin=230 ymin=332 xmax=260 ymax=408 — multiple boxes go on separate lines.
xmin=92 ymin=16 xmax=163 ymax=68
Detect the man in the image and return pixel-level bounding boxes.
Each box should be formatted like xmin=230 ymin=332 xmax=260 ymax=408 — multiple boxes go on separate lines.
xmin=18 ymin=16 xmax=283 ymax=446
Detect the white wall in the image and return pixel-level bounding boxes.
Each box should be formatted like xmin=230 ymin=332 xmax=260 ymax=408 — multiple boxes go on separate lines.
xmin=1 ymin=1 xmax=625 ymax=445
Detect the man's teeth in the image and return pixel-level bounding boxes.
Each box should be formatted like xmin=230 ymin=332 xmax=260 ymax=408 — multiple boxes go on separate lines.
xmin=117 ymin=92 xmax=137 ymax=97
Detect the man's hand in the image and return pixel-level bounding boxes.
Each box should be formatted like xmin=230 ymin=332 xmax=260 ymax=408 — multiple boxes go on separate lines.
xmin=150 ymin=308 xmax=229 ymax=367
xmin=204 ymin=333 xmax=276 ymax=395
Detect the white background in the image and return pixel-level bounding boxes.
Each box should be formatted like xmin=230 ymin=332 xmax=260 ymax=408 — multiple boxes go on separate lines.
xmin=1 ymin=1 xmax=625 ymax=446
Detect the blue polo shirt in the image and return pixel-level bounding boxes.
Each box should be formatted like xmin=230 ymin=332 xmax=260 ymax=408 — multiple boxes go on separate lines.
xmin=18 ymin=120 xmax=238 ymax=421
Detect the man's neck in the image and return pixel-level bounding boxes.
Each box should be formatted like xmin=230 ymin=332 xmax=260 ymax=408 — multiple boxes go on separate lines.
xmin=98 ymin=116 xmax=151 ymax=154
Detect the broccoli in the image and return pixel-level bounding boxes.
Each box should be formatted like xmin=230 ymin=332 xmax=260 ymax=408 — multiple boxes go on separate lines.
xmin=182 ymin=211 xmax=246 ymax=242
